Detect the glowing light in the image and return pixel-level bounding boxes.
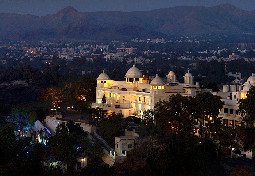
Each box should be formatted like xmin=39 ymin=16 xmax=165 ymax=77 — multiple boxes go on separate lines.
xmin=241 ymin=92 xmax=247 ymax=99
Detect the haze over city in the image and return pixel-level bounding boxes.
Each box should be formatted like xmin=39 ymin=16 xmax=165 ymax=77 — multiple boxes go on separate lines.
xmin=0 ymin=0 xmax=255 ymax=15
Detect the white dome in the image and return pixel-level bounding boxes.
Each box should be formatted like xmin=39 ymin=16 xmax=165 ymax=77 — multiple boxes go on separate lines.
xmin=247 ymin=74 xmax=255 ymax=85
xmin=168 ymin=71 xmax=175 ymax=76
xmin=151 ymin=74 xmax=164 ymax=85
xmin=97 ymin=71 xmax=110 ymax=80
xmin=126 ymin=65 xmax=142 ymax=78
xmin=243 ymin=84 xmax=251 ymax=92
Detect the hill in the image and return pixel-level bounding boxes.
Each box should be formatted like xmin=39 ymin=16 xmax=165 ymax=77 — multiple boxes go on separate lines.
xmin=1 ymin=4 xmax=255 ymax=40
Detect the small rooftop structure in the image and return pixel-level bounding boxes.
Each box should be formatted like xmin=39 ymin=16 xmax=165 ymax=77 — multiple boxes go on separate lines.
xmin=125 ymin=65 xmax=142 ymax=78
xmin=150 ymin=74 xmax=164 ymax=85
xmin=247 ymin=73 xmax=255 ymax=85
xmin=97 ymin=70 xmax=111 ymax=80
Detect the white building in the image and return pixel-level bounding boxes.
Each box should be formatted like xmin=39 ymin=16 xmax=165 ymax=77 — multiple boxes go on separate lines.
xmin=45 ymin=115 xmax=95 ymax=134
xmin=92 ymin=65 xmax=200 ymax=118
xmin=115 ymin=129 xmax=139 ymax=157
xmin=215 ymin=75 xmax=255 ymax=159
xmin=215 ymin=73 xmax=255 ymax=128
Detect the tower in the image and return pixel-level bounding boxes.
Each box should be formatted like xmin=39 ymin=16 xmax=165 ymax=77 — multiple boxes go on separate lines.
xmin=184 ymin=70 xmax=194 ymax=85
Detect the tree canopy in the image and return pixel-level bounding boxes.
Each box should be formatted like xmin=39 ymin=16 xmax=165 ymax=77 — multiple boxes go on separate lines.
xmin=239 ymin=86 xmax=255 ymax=126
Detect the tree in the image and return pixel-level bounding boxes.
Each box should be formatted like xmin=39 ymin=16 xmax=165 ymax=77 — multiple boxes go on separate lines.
xmin=97 ymin=113 xmax=123 ymax=147
xmin=116 ymin=135 xmax=222 ymax=176
xmin=48 ymin=122 xmax=102 ymax=173
xmin=155 ymin=94 xmax=195 ymax=136
xmin=0 ymin=125 xmax=16 ymax=164
xmin=236 ymin=126 xmax=255 ymax=151
xmin=194 ymin=92 xmax=224 ymax=137
xmin=238 ymin=86 xmax=255 ymax=151
xmin=48 ymin=123 xmax=79 ymax=172
xmin=43 ymin=87 xmax=63 ymax=109
xmin=142 ymin=109 xmax=154 ymax=123
xmin=0 ymin=125 xmax=16 ymax=146
xmin=89 ymin=107 xmax=104 ymax=125
xmin=117 ymin=93 xmax=225 ymax=176
xmin=11 ymin=109 xmax=31 ymax=130
xmin=239 ymin=86 xmax=255 ymax=127
xmin=29 ymin=111 xmax=38 ymax=124
xmin=210 ymin=117 xmax=236 ymax=149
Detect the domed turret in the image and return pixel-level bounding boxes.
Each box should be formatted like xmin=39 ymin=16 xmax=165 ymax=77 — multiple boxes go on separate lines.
xmin=97 ymin=70 xmax=110 ymax=80
xmin=243 ymin=84 xmax=251 ymax=92
xmin=151 ymin=74 xmax=164 ymax=85
xmin=167 ymin=71 xmax=176 ymax=83
xmin=185 ymin=72 xmax=192 ymax=77
xmin=247 ymin=73 xmax=255 ymax=85
xmin=168 ymin=71 xmax=175 ymax=76
xmin=126 ymin=65 xmax=142 ymax=78
xmin=125 ymin=65 xmax=143 ymax=83
xmin=184 ymin=70 xmax=194 ymax=85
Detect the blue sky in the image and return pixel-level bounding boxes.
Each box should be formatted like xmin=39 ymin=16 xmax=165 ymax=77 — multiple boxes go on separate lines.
xmin=0 ymin=0 xmax=253 ymax=15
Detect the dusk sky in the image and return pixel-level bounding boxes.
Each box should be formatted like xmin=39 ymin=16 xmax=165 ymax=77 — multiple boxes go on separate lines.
xmin=0 ymin=0 xmax=253 ymax=15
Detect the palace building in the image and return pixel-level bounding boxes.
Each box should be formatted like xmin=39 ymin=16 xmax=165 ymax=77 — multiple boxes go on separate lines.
xmin=92 ymin=65 xmax=200 ymax=117
xmin=92 ymin=66 xmax=255 ymax=159
xmin=92 ymin=65 xmax=255 ymax=127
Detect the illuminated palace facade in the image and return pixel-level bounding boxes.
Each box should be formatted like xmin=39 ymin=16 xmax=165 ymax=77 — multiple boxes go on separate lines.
xmin=92 ymin=65 xmax=255 ymax=128
xmin=92 ymin=65 xmax=200 ymax=117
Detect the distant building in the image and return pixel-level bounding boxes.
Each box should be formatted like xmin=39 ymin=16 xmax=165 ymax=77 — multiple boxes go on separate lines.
xmin=116 ymin=48 xmax=138 ymax=55
xmin=215 ymin=73 xmax=255 ymax=128
xmin=115 ymin=129 xmax=139 ymax=156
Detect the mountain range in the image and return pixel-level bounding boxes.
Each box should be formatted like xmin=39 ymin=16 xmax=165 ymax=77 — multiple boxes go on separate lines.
xmin=1 ymin=4 xmax=255 ymax=41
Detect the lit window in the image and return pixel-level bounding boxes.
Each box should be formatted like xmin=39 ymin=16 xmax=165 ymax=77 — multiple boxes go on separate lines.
xmin=229 ymin=120 xmax=233 ymax=126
